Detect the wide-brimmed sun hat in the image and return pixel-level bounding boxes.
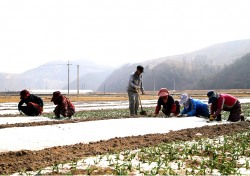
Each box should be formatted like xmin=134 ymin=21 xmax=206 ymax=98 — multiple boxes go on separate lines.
xmin=180 ymin=93 xmax=189 ymax=106
xmin=158 ymin=88 xmax=169 ymax=97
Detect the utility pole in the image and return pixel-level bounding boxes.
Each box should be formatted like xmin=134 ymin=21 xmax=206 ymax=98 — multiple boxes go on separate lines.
xmin=153 ymin=69 xmax=155 ymax=94
xmin=67 ymin=61 xmax=72 ymax=96
xmin=77 ymin=65 xmax=79 ymax=96
xmin=244 ymin=80 xmax=247 ymax=93
xmin=152 ymin=66 xmax=158 ymax=95
xmin=173 ymin=79 xmax=176 ymax=91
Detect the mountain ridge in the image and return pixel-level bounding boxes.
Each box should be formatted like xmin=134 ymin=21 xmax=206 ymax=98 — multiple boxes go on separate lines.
xmin=97 ymin=39 xmax=250 ymax=92
xmin=1 ymin=39 xmax=250 ymax=92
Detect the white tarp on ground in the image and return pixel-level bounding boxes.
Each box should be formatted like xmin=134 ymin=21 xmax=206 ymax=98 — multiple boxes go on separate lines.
xmin=0 ymin=116 xmax=55 ymax=125
xmin=1 ymin=98 xmax=250 ymax=115
xmin=0 ymin=117 xmax=229 ymax=153
xmin=0 ymin=100 xmax=156 ymax=115
xmin=0 ymin=98 xmax=249 ymax=153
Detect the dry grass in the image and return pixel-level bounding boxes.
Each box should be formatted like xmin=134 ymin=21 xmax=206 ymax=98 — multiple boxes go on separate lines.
xmin=0 ymin=94 xmax=158 ymax=103
xmin=0 ymin=89 xmax=249 ymax=103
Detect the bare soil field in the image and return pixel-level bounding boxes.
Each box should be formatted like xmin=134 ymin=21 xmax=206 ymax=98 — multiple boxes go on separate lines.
xmin=0 ymin=120 xmax=249 ymax=175
xmin=0 ymin=90 xmax=250 ymax=175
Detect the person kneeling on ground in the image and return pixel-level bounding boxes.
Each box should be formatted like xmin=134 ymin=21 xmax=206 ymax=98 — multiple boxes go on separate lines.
xmin=207 ymin=90 xmax=244 ymax=122
xmin=51 ymin=91 xmax=75 ymax=119
xmin=177 ymin=93 xmax=209 ymax=118
xmin=154 ymin=88 xmax=180 ymax=117
xmin=18 ymin=89 xmax=43 ymax=116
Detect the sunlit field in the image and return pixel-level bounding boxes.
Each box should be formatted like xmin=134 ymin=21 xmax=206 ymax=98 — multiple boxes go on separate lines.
xmin=1 ymin=89 xmax=250 ymax=103
xmin=1 ymin=89 xmax=250 ymax=175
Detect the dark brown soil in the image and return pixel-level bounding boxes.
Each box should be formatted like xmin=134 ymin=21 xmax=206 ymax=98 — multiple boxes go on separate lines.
xmin=0 ymin=117 xmax=249 ymax=175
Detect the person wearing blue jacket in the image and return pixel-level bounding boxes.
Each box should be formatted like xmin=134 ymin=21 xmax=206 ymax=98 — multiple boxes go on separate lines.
xmin=178 ymin=93 xmax=209 ymax=118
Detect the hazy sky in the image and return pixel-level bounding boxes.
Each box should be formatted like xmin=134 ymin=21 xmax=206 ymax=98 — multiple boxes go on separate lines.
xmin=1 ymin=0 xmax=250 ymax=74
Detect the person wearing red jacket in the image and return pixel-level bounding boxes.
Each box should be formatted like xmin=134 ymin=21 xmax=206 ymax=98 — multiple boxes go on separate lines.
xmin=207 ymin=90 xmax=244 ymax=122
xmin=18 ymin=89 xmax=43 ymax=116
xmin=51 ymin=91 xmax=75 ymax=119
xmin=154 ymin=88 xmax=180 ymax=117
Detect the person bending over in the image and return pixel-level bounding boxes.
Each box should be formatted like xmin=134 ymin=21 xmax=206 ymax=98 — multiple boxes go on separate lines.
xmin=51 ymin=91 xmax=75 ymax=119
xmin=207 ymin=90 xmax=244 ymax=122
xmin=154 ymin=88 xmax=180 ymax=117
xmin=18 ymin=89 xmax=43 ymax=116
xmin=178 ymin=93 xmax=209 ymax=118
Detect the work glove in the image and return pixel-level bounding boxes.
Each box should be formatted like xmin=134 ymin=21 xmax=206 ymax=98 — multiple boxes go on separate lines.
xmin=177 ymin=114 xmax=188 ymax=117
xmin=209 ymin=114 xmax=215 ymax=121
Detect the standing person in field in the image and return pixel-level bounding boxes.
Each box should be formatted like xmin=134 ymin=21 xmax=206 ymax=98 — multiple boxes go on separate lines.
xmin=154 ymin=88 xmax=180 ymax=117
xmin=178 ymin=93 xmax=209 ymax=118
xmin=51 ymin=91 xmax=75 ymax=119
xmin=18 ymin=89 xmax=43 ymax=116
xmin=207 ymin=90 xmax=245 ymax=122
xmin=127 ymin=65 xmax=145 ymax=117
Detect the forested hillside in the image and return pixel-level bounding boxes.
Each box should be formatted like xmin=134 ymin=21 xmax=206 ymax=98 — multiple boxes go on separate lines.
xmin=195 ymin=52 xmax=250 ymax=90
xmin=97 ymin=39 xmax=250 ymax=92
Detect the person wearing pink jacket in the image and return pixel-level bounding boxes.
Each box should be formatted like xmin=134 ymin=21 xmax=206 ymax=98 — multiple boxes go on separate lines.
xmin=207 ymin=90 xmax=244 ymax=122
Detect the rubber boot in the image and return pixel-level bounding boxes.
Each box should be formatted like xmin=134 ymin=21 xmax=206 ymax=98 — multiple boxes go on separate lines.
xmin=216 ymin=114 xmax=222 ymax=121
xmin=209 ymin=114 xmax=215 ymax=121
xmin=240 ymin=115 xmax=245 ymax=121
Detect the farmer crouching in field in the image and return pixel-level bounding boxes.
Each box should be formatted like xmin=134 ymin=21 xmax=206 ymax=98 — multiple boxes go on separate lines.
xmin=207 ymin=90 xmax=245 ymax=122
xmin=18 ymin=89 xmax=43 ymax=116
xmin=154 ymin=88 xmax=180 ymax=117
xmin=51 ymin=91 xmax=75 ymax=119
xmin=127 ymin=65 xmax=145 ymax=117
xmin=177 ymin=93 xmax=209 ymax=118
